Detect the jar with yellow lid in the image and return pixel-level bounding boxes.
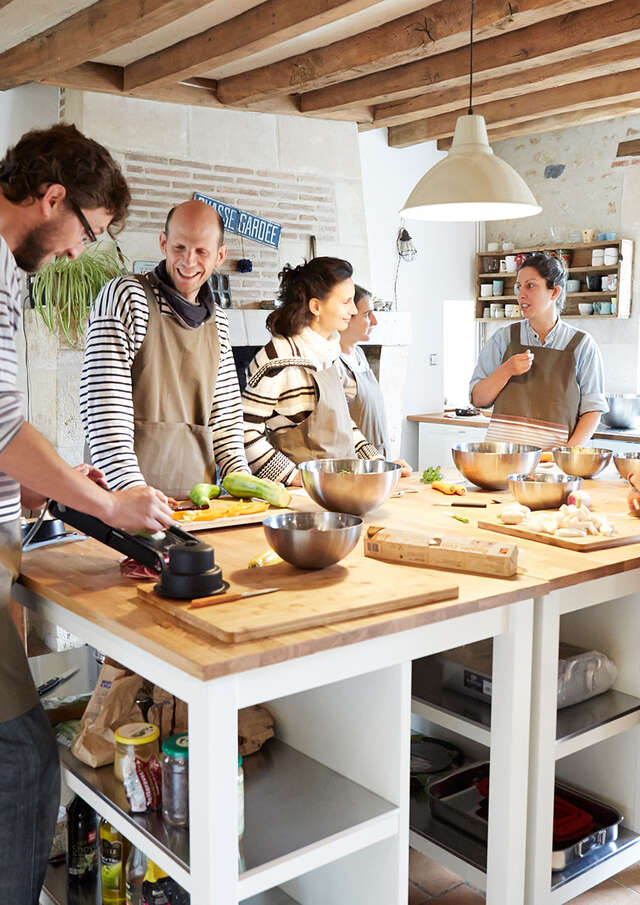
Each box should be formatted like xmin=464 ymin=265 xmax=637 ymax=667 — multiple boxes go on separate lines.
xmin=113 ymin=722 xmax=159 ymax=782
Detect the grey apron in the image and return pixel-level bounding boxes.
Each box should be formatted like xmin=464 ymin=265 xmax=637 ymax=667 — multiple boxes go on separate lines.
xmin=486 ymin=322 xmax=583 ymax=448
xmin=131 ymin=275 xmax=220 ymax=499
xmin=340 ymin=352 xmax=389 ymax=457
xmin=265 ymin=362 xmax=356 ymax=463
xmin=0 ymin=520 xmax=39 ymax=722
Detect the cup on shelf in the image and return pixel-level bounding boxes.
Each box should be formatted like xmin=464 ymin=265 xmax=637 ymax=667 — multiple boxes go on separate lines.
xmin=482 ymin=307 xmax=491 ymax=319
xmin=485 ymin=256 xmax=500 ymax=273
xmin=499 ymin=259 xmax=508 ymax=273
xmin=604 ymin=246 xmax=619 ymax=266
xmin=487 ymin=242 xmax=500 ymax=252
xmin=480 ymin=283 xmax=493 ymax=297
xmin=569 ymin=230 xmax=582 ymax=244
xmin=505 ymin=255 xmax=517 ymax=272
xmin=591 ymin=248 xmax=605 ymax=266
xmin=492 ymin=280 xmax=505 ymax=296
xmin=606 ymin=232 xmax=617 ymax=241
xmin=505 ymin=304 xmax=520 ymax=318
xmin=578 ymin=303 xmax=594 ymax=316
xmin=596 ymin=233 xmax=607 ymax=242
xmin=601 ymin=275 xmax=617 ymax=291
xmin=566 ymin=279 xmax=581 ymax=293
xmin=611 ymin=297 xmax=617 ymax=314
xmin=490 ymin=303 xmax=505 ymax=318
xmin=593 ymin=301 xmax=612 ymax=315
xmin=581 ymin=228 xmax=596 ymax=243
xmin=586 ymin=275 xmax=601 ymax=291
xmin=502 ymin=242 xmax=515 ymax=252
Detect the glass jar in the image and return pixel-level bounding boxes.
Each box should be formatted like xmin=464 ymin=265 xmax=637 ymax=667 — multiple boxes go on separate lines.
xmin=114 ymin=723 xmax=159 ymax=782
xmin=238 ymin=755 xmax=244 ymax=839
xmin=162 ymin=733 xmax=189 ymax=826
xmin=485 ymin=255 xmax=500 ymax=273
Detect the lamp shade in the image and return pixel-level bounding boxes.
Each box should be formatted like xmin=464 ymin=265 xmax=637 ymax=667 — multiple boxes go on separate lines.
xmin=400 ymin=114 xmax=541 ymax=222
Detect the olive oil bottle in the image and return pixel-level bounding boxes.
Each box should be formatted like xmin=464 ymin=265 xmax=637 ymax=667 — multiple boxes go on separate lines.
xmin=99 ymin=819 xmax=129 ymax=905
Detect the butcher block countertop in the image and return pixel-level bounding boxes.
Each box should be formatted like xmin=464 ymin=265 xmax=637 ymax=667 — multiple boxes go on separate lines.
xmin=16 ymin=475 xmax=640 ymax=680
xmin=407 ymin=411 xmax=640 ymax=444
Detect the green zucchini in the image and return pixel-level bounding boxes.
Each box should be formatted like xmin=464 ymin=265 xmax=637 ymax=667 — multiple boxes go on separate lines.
xmin=222 ymin=472 xmax=291 ymax=508
xmin=189 ymin=482 xmax=221 ymax=507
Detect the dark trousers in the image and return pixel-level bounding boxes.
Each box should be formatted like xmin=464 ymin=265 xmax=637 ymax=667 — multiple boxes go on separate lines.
xmin=0 ymin=703 xmax=60 ymax=904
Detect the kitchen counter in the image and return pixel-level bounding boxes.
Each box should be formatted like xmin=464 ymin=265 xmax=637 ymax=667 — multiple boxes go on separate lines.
xmin=24 ymin=477 xmax=640 ymax=905
xmin=408 ymin=411 xmax=640 ymax=444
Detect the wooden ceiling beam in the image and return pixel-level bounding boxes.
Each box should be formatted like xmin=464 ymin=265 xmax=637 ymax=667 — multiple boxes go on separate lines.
xmin=299 ymin=0 xmax=640 ymax=113
xmin=372 ymin=39 xmax=640 ymax=129
xmin=0 ymin=0 xmax=211 ymax=92
xmin=39 ymin=63 xmax=222 ymax=109
xmin=437 ymin=100 xmax=640 ymax=149
xmin=617 ymin=139 xmax=640 ymax=156
xmin=389 ymin=67 xmax=640 ymax=147
xmin=216 ymin=0 xmax=609 ymax=106
xmin=123 ymin=0 xmax=388 ymax=92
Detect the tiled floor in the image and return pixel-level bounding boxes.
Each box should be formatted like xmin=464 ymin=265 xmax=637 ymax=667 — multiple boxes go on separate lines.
xmin=408 ymin=849 xmax=640 ymax=903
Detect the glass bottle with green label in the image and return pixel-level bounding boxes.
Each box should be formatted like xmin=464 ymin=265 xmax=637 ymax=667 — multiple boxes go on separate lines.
xmin=99 ymin=819 xmax=129 ymax=904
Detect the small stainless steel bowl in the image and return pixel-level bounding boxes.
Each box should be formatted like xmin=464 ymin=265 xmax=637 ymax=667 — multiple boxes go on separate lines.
xmin=299 ymin=459 xmax=400 ymax=516
xmin=613 ymin=451 xmax=640 ymax=480
xmin=262 ymin=511 xmax=363 ymax=570
xmin=600 ymin=394 xmax=640 ymax=430
xmin=452 ymin=441 xmax=541 ymax=491
xmin=552 ymin=446 xmax=612 ymax=478
xmin=507 ymin=472 xmax=582 ymax=510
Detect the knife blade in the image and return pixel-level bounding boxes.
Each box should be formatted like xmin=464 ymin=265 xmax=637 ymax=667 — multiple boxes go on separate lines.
xmin=188 ymin=586 xmax=280 ymax=610
xmin=433 ymin=501 xmax=488 ymax=508
xmin=38 ymin=667 xmax=79 ymax=697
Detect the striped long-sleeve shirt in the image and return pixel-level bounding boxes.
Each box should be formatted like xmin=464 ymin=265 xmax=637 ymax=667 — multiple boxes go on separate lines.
xmin=0 ymin=236 xmax=25 ymax=523
xmin=80 ymin=276 xmax=248 ymax=490
xmin=242 ymin=326 xmax=380 ymax=484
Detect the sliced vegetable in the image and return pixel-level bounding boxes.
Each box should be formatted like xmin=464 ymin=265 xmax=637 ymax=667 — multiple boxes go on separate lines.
xmin=249 ymin=550 xmax=284 ymax=568
xmin=432 ymin=480 xmax=466 ymax=496
xmin=421 ymin=465 xmax=443 ymax=484
xmin=452 ymin=514 xmax=469 ymax=524
xmin=189 ymin=482 xmax=221 ymax=507
xmin=222 ymin=472 xmax=292 ymax=508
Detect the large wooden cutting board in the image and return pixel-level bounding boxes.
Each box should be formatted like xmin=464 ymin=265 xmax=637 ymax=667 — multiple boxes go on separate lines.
xmin=171 ymin=509 xmax=273 ymax=532
xmin=478 ymin=510 xmax=640 ymax=552
xmin=136 ymin=557 xmax=459 ymax=643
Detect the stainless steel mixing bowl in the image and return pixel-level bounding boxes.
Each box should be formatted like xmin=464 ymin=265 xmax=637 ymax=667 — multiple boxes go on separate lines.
xmin=613 ymin=451 xmax=640 ymax=480
xmin=299 ymin=459 xmax=401 ymax=516
xmin=262 ymin=511 xmax=363 ymax=569
xmin=507 ymin=472 xmax=582 ymax=510
xmin=600 ymin=394 xmax=640 ymax=430
xmin=451 ymin=442 xmax=541 ymax=491
xmin=552 ymin=446 xmax=612 ymax=478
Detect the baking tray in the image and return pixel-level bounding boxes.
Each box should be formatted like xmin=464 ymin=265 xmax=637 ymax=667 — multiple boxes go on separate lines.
xmin=428 ymin=762 xmax=623 ymax=871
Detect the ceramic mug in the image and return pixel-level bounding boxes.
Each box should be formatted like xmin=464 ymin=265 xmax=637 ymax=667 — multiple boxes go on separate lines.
xmin=593 ymin=301 xmax=612 ymax=315
xmin=492 ymin=280 xmax=504 ymax=296
xmin=592 ymin=249 xmax=605 ymax=266
xmin=483 ymin=307 xmax=491 ymax=318
xmin=480 ymin=284 xmax=493 ymax=297
xmin=499 ymin=259 xmax=508 ymax=273
xmin=581 ymin=228 xmax=596 ymax=243
xmin=566 ymin=279 xmax=581 ymax=293
xmin=487 ymin=242 xmax=500 ymax=252
xmin=586 ymin=275 xmax=601 ymax=291
xmin=490 ymin=303 xmax=505 ymax=318
xmin=505 ymin=255 xmax=517 ymax=272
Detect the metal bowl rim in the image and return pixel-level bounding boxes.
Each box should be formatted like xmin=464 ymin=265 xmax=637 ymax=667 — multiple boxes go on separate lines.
xmin=263 ymin=511 xmax=363 ymax=530
xmin=507 ymin=472 xmax=581 ymax=485
xmin=552 ymin=447 xmax=613 ymax=457
xmin=298 ymin=458 xmax=400 ymax=473
xmin=453 ymin=442 xmax=542 ymax=455
xmin=613 ymin=451 xmax=640 ymax=460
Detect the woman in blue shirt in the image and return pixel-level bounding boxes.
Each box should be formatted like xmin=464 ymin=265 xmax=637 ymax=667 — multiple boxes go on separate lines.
xmin=469 ymin=253 xmax=607 ymax=448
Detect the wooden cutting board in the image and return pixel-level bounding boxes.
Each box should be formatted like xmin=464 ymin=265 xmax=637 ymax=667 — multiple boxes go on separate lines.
xmin=171 ymin=509 xmax=274 ymax=532
xmin=136 ymin=558 xmax=459 ymax=643
xmin=478 ymin=510 xmax=640 ymax=552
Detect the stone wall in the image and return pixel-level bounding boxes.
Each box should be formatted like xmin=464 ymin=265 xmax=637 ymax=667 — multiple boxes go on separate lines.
xmin=484 ymin=114 xmax=640 ymax=393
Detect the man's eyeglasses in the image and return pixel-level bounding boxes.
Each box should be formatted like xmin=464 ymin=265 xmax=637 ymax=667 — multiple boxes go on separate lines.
xmin=67 ymin=197 xmax=97 ymax=246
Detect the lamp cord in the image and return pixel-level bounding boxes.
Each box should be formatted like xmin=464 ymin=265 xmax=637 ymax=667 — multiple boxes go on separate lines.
xmin=468 ymin=0 xmax=474 ymax=115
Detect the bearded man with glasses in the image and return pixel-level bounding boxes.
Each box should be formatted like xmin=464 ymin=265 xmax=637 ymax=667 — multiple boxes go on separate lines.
xmin=0 ymin=123 xmax=174 ymax=904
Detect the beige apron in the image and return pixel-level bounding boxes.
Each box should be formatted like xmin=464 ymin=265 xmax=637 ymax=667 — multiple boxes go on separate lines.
xmin=486 ymin=322 xmax=583 ymax=448
xmin=264 ymin=361 xmax=356 ymax=463
xmin=340 ymin=352 xmax=389 ymax=457
xmin=131 ymin=276 xmax=220 ymax=499
xmin=0 ymin=520 xmax=39 ymax=722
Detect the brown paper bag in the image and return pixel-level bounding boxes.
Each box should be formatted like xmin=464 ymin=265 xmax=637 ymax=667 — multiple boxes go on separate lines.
xmin=72 ymin=665 xmax=143 ymax=768
xmin=238 ymin=705 xmax=274 ymax=756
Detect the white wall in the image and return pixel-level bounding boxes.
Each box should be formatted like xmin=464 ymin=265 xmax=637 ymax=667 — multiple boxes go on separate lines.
xmin=358 ymin=128 xmax=476 ymax=464
xmin=0 ymin=83 xmax=58 ymax=151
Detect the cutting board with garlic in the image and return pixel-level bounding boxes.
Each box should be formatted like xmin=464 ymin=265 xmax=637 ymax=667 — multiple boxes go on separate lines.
xmin=479 ymin=500 xmax=640 ymax=552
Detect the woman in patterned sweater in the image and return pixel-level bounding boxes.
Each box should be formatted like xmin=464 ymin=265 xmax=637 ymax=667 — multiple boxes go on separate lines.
xmin=242 ymin=257 xmax=411 ymax=485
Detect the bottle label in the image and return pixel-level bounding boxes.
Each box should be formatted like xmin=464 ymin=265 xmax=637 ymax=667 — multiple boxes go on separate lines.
xmin=101 ymin=839 xmax=123 ymax=889
xmin=69 ymin=841 xmax=98 ymax=876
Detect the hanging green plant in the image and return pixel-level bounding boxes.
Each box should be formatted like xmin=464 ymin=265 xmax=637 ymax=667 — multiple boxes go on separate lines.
xmin=31 ymin=242 xmax=128 ymax=347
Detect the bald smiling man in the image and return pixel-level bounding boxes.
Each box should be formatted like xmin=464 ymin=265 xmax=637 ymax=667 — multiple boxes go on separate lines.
xmin=80 ymin=199 xmax=250 ymax=500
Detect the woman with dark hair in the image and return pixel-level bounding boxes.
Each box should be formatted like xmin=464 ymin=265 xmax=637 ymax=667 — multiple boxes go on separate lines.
xmin=337 ymin=284 xmax=390 ymax=457
xmin=470 ymin=253 xmax=607 ymax=447
xmin=242 ymin=258 xmax=410 ymax=484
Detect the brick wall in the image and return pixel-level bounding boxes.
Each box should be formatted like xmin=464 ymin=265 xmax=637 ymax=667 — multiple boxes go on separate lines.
xmin=122 ymin=152 xmax=338 ymax=308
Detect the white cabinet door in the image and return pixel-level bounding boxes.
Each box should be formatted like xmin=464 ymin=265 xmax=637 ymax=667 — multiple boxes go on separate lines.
xmin=418 ymin=422 xmax=486 ymax=472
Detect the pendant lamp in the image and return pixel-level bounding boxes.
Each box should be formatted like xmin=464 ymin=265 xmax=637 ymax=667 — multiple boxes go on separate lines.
xmin=400 ymin=0 xmax=541 ymax=222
